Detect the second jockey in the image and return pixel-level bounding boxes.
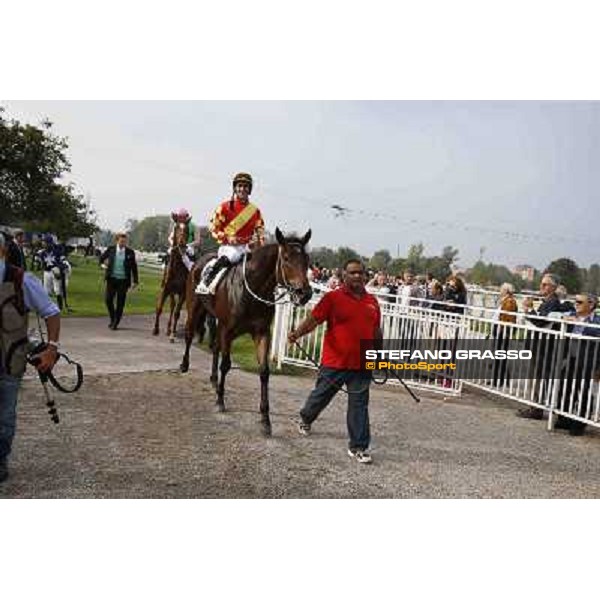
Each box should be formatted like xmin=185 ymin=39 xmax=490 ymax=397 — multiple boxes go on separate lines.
xmin=36 ymin=234 xmax=71 ymax=310
xmin=196 ymin=172 xmax=265 ymax=294
xmin=168 ymin=207 xmax=197 ymax=271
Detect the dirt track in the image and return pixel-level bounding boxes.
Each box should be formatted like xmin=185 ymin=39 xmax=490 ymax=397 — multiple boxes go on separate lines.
xmin=3 ymin=314 xmax=600 ymax=498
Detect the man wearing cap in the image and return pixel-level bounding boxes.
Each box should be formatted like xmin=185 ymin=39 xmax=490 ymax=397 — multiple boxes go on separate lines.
xmin=196 ymin=173 xmax=265 ymax=294
xmin=0 ymin=232 xmax=61 ymax=483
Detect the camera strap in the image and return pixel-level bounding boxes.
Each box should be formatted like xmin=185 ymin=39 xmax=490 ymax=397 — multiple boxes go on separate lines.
xmin=46 ymin=351 xmax=84 ymax=393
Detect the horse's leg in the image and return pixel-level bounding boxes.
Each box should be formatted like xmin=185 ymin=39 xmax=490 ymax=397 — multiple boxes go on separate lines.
xmin=210 ymin=322 xmax=220 ymax=389
xmin=153 ymin=287 xmax=168 ymax=336
xmin=180 ymin=297 xmax=203 ymax=373
xmin=215 ymin=327 xmax=232 ymax=412
xmin=253 ymin=330 xmax=272 ymax=436
xmin=166 ymin=293 xmax=175 ymax=340
xmin=171 ymin=292 xmax=186 ymax=343
xmin=207 ymin=315 xmax=217 ymax=350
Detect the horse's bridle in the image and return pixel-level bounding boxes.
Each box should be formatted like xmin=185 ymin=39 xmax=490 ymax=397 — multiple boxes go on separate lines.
xmin=242 ymin=244 xmax=307 ymax=306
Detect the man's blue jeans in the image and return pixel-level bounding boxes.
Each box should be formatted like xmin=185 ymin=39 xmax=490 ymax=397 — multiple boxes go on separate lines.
xmin=300 ymin=367 xmax=371 ymax=450
xmin=0 ymin=375 xmax=21 ymax=461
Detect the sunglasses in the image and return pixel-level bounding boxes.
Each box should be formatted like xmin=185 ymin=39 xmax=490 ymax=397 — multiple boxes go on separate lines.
xmin=575 ymin=300 xmax=587 ymax=305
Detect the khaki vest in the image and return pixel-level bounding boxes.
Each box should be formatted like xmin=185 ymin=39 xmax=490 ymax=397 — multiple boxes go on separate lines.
xmin=0 ymin=278 xmax=29 ymax=377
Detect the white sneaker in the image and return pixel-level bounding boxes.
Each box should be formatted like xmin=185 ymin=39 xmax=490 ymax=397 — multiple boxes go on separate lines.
xmin=347 ymin=448 xmax=373 ymax=464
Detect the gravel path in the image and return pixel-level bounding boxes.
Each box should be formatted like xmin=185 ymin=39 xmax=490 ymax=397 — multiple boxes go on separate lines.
xmin=3 ymin=314 xmax=600 ymax=498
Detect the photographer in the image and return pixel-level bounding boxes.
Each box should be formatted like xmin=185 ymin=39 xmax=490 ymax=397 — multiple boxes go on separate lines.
xmin=0 ymin=232 xmax=61 ymax=484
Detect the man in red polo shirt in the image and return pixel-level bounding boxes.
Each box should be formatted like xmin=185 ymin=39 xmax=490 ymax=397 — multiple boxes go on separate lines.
xmin=288 ymin=259 xmax=382 ymax=464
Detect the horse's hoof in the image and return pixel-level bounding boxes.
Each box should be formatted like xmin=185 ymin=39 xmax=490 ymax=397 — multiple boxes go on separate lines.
xmin=180 ymin=362 xmax=189 ymax=373
xmin=210 ymin=377 xmax=218 ymax=390
xmin=152 ymin=329 xmax=159 ymax=336
xmin=216 ymin=402 xmax=226 ymax=413
xmin=261 ymin=422 xmax=272 ymax=437
xmin=169 ymin=337 xmax=175 ymax=344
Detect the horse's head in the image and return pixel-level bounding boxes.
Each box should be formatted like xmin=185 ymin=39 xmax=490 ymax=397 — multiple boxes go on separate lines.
xmin=275 ymin=227 xmax=313 ymax=306
xmin=174 ymin=222 xmax=188 ymax=248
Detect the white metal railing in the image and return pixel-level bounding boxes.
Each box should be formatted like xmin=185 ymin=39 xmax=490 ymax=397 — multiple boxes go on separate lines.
xmin=272 ymin=284 xmax=600 ymax=430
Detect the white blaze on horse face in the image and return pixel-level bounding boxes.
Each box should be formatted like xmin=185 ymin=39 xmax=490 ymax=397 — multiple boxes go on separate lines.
xmin=175 ymin=222 xmax=187 ymax=246
xmin=282 ymin=244 xmax=310 ymax=289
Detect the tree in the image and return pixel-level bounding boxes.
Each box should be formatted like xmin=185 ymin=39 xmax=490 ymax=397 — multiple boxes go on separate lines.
xmin=406 ymin=242 xmax=425 ymax=273
xmin=424 ymin=256 xmax=452 ymax=282
xmin=388 ymin=257 xmax=407 ymax=276
xmin=441 ymin=246 xmax=459 ymax=268
xmin=466 ymin=260 xmax=523 ymax=290
xmin=308 ymin=246 xmax=337 ymax=269
xmin=369 ymin=249 xmax=392 ymax=272
xmin=127 ymin=215 xmax=172 ymax=251
xmin=198 ymin=225 xmax=218 ymax=254
xmin=335 ymin=246 xmax=361 ymax=267
xmin=97 ymin=229 xmax=115 ymax=247
xmin=0 ymin=107 xmax=98 ymax=238
xmin=545 ymin=258 xmax=582 ymax=293
xmin=586 ymin=264 xmax=600 ymax=295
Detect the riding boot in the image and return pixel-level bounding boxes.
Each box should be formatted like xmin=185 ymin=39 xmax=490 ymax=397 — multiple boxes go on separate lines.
xmin=196 ymin=256 xmax=231 ymax=295
xmin=204 ymin=256 xmax=231 ymax=286
xmin=56 ymin=295 xmax=63 ymax=310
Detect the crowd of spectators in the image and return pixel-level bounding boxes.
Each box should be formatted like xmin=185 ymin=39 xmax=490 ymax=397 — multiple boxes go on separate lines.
xmin=308 ymin=263 xmax=468 ymax=312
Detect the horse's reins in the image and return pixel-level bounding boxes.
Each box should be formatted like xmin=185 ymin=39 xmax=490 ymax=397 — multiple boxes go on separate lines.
xmin=241 ymin=245 xmax=302 ymax=306
xmin=291 ymin=339 xmax=420 ymax=403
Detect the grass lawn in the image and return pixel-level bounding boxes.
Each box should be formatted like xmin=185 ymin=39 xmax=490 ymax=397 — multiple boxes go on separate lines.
xmin=38 ymin=254 xmax=163 ymax=317
xmin=43 ymin=254 xmax=307 ymax=376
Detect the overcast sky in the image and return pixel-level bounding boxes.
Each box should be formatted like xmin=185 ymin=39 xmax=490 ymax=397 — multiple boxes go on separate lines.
xmin=4 ymin=100 xmax=599 ymax=269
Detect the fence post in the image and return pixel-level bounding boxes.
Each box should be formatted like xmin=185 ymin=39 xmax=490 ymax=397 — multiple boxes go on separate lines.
xmin=547 ymin=321 xmax=567 ymax=431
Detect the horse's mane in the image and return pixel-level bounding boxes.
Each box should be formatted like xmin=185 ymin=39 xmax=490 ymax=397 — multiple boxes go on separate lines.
xmin=224 ymin=237 xmax=307 ymax=311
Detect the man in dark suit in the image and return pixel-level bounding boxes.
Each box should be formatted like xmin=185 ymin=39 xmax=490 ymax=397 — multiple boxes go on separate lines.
xmin=5 ymin=229 xmax=27 ymax=270
xmin=99 ymin=232 xmax=139 ymax=330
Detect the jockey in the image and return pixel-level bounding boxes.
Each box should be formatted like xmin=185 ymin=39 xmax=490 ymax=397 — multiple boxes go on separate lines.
xmin=37 ymin=234 xmax=71 ymax=310
xmin=196 ymin=172 xmax=265 ymax=294
xmin=167 ymin=207 xmax=197 ymax=271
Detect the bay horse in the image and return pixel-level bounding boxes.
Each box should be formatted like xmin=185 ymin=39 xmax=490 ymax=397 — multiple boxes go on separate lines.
xmin=180 ymin=227 xmax=312 ymax=436
xmin=152 ymin=221 xmax=190 ymax=342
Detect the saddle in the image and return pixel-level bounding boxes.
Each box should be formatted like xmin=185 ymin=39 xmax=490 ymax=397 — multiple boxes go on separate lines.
xmin=196 ymin=257 xmax=229 ymax=295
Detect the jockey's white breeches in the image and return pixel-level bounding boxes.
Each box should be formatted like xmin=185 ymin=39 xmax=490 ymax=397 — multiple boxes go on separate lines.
xmin=43 ymin=270 xmax=69 ymax=296
xmin=217 ymin=244 xmax=249 ymax=263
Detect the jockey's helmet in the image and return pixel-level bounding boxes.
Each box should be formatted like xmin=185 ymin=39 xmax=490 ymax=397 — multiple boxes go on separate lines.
xmin=232 ymin=172 xmax=253 ymax=193
xmin=172 ymin=207 xmax=191 ymax=222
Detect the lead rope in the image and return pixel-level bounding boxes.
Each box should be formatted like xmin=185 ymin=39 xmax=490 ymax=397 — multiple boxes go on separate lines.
xmin=291 ymin=339 xmax=420 ymax=402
